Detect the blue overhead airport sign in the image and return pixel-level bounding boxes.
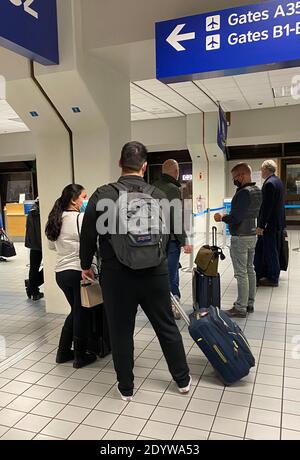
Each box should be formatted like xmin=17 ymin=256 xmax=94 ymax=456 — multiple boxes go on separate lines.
xmin=156 ymin=0 xmax=300 ymax=82
xmin=0 ymin=0 xmax=59 ymax=65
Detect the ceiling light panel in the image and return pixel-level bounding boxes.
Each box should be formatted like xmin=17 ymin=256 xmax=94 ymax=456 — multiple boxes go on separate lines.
xmin=168 ymin=81 xmax=218 ymax=112
xmin=273 ymin=86 xmax=292 ymax=98
xmin=0 ymin=100 xmax=29 ymax=134
xmin=130 ymin=83 xmax=183 ymax=120
xmin=133 ymin=79 xmax=201 ymax=115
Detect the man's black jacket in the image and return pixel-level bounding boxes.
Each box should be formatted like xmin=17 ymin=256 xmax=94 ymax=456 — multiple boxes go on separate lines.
xmin=258 ymin=174 xmax=286 ymax=231
xmin=25 ymin=203 xmax=42 ymax=251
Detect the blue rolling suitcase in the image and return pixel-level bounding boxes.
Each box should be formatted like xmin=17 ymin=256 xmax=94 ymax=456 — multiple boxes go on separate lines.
xmin=171 ymin=294 xmax=255 ymax=385
xmin=193 ymin=269 xmax=221 ymax=309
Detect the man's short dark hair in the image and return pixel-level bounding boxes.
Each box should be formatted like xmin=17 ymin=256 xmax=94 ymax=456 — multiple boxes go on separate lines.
xmin=231 ymin=163 xmax=252 ymax=176
xmin=120 ymin=141 xmax=148 ymax=172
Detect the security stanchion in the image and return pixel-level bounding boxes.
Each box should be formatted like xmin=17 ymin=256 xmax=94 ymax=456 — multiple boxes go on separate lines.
xmin=182 ymin=213 xmax=196 ymax=273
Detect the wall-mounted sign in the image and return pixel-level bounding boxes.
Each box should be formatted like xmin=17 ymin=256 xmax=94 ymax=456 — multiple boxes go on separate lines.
xmin=156 ymin=0 xmax=300 ymax=82
xmin=0 ymin=0 xmax=59 ymax=65
xmin=182 ymin=174 xmax=193 ymax=181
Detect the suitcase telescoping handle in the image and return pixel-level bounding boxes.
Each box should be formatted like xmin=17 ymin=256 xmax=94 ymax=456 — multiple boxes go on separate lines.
xmin=170 ymin=293 xmax=191 ymax=326
xmin=212 ymin=226 xmax=217 ymax=247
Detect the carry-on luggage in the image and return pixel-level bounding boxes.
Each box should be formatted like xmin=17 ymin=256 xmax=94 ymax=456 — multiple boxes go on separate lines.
xmin=193 ymin=271 xmax=221 ymax=310
xmin=193 ymin=227 xmax=224 ymax=309
xmin=171 ymin=294 xmax=255 ymax=385
xmin=87 ymin=303 xmax=111 ymax=359
xmin=278 ymin=230 xmax=289 ymax=272
xmin=0 ymin=231 xmax=16 ymax=258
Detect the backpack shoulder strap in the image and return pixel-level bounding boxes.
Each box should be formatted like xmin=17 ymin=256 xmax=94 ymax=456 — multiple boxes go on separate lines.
xmin=110 ymin=182 xmax=129 ymax=194
xmin=142 ymin=184 xmax=156 ymax=196
xmin=111 ymin=182 xmax=155 ymax=196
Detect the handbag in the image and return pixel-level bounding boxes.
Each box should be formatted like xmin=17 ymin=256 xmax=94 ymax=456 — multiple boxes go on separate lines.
xmin=0 ymin=231 xmax=16 ymax=258
xmin=194 ymin=245 xmax=220 ymax=276
xmin=194 ymin=227 xmax=225 ymax=277
xmin=76 ymin=214 xmax=103 ymax=307
xmin=81 ymin=277 xmax=103 ymax=308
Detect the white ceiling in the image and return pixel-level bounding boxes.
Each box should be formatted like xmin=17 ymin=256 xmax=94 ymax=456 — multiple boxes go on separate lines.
xmin=0 ymin=100 xmax=29 ymax=134
xmin=131 ymin=67 xmax=300 ymax=121
xmin=0 ymin=68 xmax=299 ymax=129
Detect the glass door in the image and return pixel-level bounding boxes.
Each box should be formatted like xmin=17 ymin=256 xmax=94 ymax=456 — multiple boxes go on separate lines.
xmin=282 ymin=159 xmax=300 ymax=226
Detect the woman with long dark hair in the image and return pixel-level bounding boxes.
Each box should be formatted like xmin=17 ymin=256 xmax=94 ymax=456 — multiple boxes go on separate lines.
xmin=46 ymin=184 xmax=96 ymax=369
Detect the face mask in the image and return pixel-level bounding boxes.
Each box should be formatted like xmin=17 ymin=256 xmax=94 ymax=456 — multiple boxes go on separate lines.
xmin=233 ymin=179 xmax=242 ymax=188
xmin=80 ymin=200 xmax=88 ymax=213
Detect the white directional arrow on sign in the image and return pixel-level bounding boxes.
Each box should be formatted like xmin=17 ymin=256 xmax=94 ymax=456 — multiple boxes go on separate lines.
xmin=166 ymin=24 xmax=196 ymax=52
xmin=24 ymin=0 xmax=38 ymax=19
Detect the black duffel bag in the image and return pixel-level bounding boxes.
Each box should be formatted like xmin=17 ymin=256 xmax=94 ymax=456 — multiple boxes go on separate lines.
xmin=0 ymin=231 xmax=16 ymax=258
xmin=278 ymin=230 xmax=289 ymax=272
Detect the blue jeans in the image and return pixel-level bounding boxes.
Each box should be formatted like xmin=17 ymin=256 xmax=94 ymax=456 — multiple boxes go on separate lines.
xmin=254 ymin=231 xmax=280 ymax=284
xmin=168 ymin=240 xmax=181 ymax=298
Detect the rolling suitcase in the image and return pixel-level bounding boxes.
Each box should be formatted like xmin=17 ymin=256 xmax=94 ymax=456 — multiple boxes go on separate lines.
xmin=193 ymin=270 xmax=221 ymax=309
xmin=193 ymin=227 xmax=224 ymax=309
xmin=87 ymin=303 xmax=111 ymax=359
xmin=171 ymin=293 xmax=255 ymax=385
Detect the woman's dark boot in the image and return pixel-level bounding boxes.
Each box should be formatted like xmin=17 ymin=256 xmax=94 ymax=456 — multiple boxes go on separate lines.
xmin=73 ymin=337 xmax=97 ymax=369
xmin=56 ymin=326 xmax=74 ymax=364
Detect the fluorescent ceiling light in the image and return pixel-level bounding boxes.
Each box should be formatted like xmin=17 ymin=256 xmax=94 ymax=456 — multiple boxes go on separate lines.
xmin=272 ymin=86 xmax=292 ymax=98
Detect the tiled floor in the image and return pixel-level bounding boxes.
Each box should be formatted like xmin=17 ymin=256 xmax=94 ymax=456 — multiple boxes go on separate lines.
xmin=0 ymin=234 xmax=300 ymax=440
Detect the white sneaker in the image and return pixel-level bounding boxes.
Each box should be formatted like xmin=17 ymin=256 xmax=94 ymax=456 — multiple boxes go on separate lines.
xmin=178 ymin=376 xmax=192 ymax=394
xmin=117 ymin=386 xmax=133 ymax=402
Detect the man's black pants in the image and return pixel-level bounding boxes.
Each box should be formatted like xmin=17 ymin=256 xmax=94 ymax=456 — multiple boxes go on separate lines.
xmin=254 ymin=231 xmax=281 ymax=284
xmin=101 ymin=268 xmax=190 ymax=396
xmin=28 ymin=249 xmax=44 ymax=295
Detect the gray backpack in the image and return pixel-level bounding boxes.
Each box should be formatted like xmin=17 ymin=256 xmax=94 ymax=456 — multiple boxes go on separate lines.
xmin=109 ymin=182 xmax=168 ymax=270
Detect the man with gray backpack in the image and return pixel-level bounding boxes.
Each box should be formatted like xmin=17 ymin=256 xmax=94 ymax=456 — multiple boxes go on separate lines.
xmin=80 ymin=141 xmax=190 ymax=401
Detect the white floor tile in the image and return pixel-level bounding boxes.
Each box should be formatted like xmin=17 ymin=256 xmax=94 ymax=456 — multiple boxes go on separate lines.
xmin=83 ymin=410 xmax=118 ymax=429
xmin=68 ymin=425 xmax=106 ymax=440
xmin=246 ymin=422 xmax=281 ymax=440
xmin=15 ymin=413 xmax=51 ymax=433
xmin=41 ymin=419 xmax=78 ymax=439
xmin=173 ymin=426 xmax=209 ymax=440
xmin=140 ymin=420 xmax=176 ymax=440
xmin=110 ymin=415 xmax=146 ymax=435
xmin=0 ymin=408 xmax=26 ymax=427
xmin=31 ymin=400 xmax=65 ymax=418
xmin=1 ymin=428 xmax=35 ymax=440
